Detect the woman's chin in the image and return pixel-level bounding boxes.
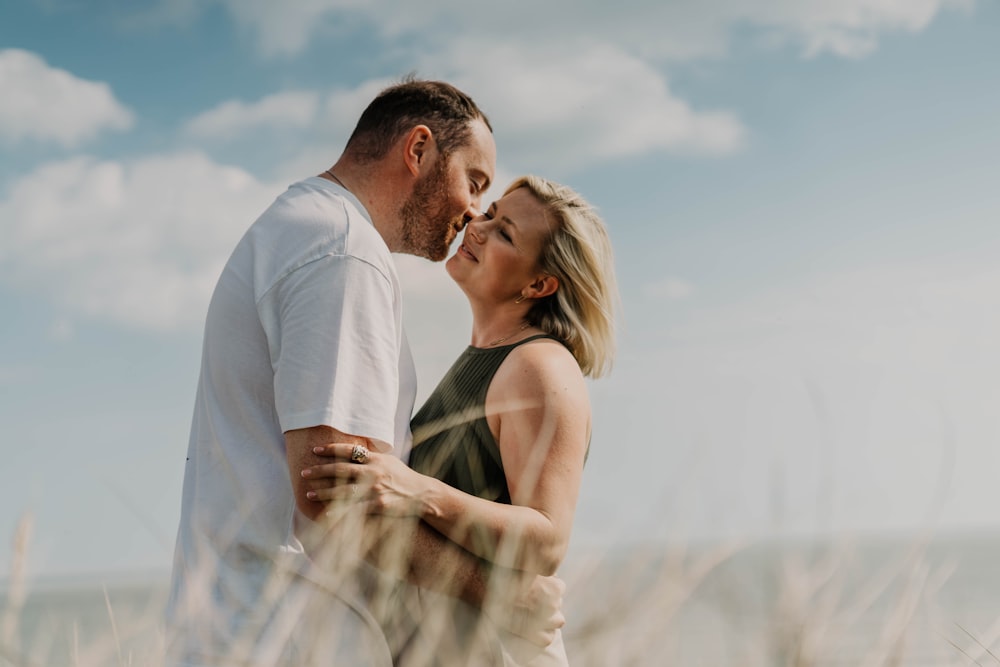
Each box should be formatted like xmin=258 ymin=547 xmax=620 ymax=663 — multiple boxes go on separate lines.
xmin=444 ymin=253 xmax=463 ymax=281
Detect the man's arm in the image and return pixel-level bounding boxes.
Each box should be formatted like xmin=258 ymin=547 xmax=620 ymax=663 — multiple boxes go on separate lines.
xmin=286 ymin=425 xmax=371 ymax=521
xmin=286 ymin=425 xmax=488 ymax=596
xmin=285 ymin=425 xmax=563 ymax=645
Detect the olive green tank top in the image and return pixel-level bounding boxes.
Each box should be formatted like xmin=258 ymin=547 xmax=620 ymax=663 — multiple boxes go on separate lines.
xmin=408 ymin=334 xmax=557 ymax=504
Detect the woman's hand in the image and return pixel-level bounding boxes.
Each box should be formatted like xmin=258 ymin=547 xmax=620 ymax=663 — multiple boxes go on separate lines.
xmin=485 ymin=571 xmax=566 ymax=647
xmin=301 ymin=443 xmax=428 ymax=517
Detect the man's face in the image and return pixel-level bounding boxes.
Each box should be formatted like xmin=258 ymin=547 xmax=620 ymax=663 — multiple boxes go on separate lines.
xmin=398 ymin=119 xmax=496 ymax=261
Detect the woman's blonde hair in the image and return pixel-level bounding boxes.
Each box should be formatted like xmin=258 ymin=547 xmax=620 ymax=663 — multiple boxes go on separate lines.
xmin=507 ymin=175 xmax=618 ymax=378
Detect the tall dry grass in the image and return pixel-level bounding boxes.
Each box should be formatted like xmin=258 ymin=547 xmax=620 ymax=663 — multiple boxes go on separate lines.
xmin=4 ymin=510 xmax=1000 ymax=667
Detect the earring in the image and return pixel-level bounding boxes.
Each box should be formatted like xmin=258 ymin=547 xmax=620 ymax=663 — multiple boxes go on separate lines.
xmin=515 ymin=294 xmax=525 ymax=304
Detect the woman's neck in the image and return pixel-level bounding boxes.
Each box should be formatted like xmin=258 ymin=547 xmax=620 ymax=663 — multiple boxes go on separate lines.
xmin=469 ymin=306 xmax=534 ymax=348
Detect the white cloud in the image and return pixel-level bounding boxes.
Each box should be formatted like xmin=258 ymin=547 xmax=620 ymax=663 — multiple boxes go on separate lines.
xmin=214 ymin=0 xmax=972 ymax=61
xmin=644 ymin=277 xmax=696 ymax=301
xmin=183 ymin=0 xmax=969 ymax=171
xmin=217 ymin=0 xmax=369 ymax=58
xmin=48 ymin=319 xmax=75 ymax=342
xmin=0 ymin=49 xmax=134 ymax=147
xmin=746 ymin=0 xmax=974 ymax=58
xmin=0 ymin=152 xmax=279 ymax=331
xmin=183 ymin=90 xmax=321 ymax=141
xmin=393 ymin=254 xmax=471 ymax=402
xmin=275 ymin=78 xmax=394 ymax=172
xmin=0 ymin=365 xmax=32 ymax=385
xmin=176 ymin=80 xmax=390 ymax=180
xmin=596 ymin=258 xmax=1000 ymax=540
xmin=663 ymin=262 xmax=1000 ymax=376
xmin=394 ymin=254 xmax=462 ymax=303
xmin=439 ymin=43 xmax=745 ymax=169
xmin=0 ymin=145 xmax=488 ymax=367
xmin=317 ymin=78 xmax=393 ymax=139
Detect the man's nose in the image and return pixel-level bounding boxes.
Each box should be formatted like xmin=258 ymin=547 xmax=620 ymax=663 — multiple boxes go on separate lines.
xmin=460 ymin=205 xmax=483 ymax=231
xmin=462 ymin=202 xmax=481 ymax=228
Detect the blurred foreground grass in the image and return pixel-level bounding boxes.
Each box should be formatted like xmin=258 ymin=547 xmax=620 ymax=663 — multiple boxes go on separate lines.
xmin=3 ymin=520 xmax=1000 ymax=666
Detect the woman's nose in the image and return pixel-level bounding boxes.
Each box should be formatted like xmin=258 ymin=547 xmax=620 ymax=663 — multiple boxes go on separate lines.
xmin=466 ymin=218 xmax=486 ymax=242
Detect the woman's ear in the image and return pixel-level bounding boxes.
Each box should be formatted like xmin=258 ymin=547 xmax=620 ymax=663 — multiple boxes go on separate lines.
xmin=527 ymin=274 xmax=559 ymax=299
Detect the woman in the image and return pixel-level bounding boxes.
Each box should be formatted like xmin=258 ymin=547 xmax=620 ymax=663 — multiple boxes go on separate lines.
xmin=304 ymin=175 xmax=617 ymax=665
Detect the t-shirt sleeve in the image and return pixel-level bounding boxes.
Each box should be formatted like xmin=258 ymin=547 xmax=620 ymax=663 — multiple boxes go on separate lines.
xmin=258 ymin=253 xmax=400 ymax=450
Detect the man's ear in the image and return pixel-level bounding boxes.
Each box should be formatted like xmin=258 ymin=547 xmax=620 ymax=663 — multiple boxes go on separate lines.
xmin=402 ymin=125 xmax=434 ymax=177
xmin=526 ymin=274 xmax=559 ymax=300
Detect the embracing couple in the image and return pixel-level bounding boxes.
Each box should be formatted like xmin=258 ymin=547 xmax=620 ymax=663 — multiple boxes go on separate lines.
xmin=164 ymin=78 xmax=617 ymax=666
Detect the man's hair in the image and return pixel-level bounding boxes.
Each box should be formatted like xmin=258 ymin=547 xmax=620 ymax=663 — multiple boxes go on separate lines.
xmin=344 ymin=76 xmax=491 ymax=163
xmin=507 ymin=175 xmax=619 ymax=379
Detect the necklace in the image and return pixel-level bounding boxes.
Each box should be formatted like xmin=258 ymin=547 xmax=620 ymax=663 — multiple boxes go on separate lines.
xmin=486 ymin=322 xmax=531 ymax=347
xmin=323 ymin=168 xmax=346 ymax=189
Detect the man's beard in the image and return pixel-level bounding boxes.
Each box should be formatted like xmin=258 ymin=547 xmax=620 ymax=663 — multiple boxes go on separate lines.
xmin=398 ymin=159 xmax=462 ymax=261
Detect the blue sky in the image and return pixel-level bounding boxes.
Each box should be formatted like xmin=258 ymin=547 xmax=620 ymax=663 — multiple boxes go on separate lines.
xmin=2 ymin=0 xmax=999 ymax=579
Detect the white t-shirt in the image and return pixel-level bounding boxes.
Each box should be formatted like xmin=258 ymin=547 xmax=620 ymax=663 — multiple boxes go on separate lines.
xmin=165 ymin=177 xmax=417 ymax=666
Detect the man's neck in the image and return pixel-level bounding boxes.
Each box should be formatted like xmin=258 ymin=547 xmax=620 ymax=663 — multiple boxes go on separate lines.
xmin=326 ymin=160 xmax=405 ymax=252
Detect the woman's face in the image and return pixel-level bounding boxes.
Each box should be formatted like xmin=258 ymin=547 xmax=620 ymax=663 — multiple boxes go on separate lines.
xmin=446 ymin=187 xmax=553 ymax=304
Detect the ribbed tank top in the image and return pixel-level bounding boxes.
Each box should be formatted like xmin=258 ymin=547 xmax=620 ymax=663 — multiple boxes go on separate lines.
xmin=408 ymin=334 xmax=557 ymax=504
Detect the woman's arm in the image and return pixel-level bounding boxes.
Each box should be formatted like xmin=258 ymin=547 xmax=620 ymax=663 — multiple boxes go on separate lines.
xmin=303 ymin=341 xmax=590 ymax=575
xmin=364 ymin=515 xmax=567 ymax=646
xmin=294 ymin=439 xmax=567 ymax=647
xmin=429 ymin=340 xmax=590 ymax=574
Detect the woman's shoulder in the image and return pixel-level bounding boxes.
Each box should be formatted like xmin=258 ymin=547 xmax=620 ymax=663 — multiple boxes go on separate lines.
xmin=511 ymin=333 xmax=575 ymax=359
xmin=486 ymin=335 xmax=590 ymax=428
xmin=495 ymin=335 xmax=586 ymax=394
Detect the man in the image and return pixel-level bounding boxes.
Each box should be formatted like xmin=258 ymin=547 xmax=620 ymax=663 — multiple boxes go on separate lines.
xmin=165 ymin=79 xmax=561 ymax=666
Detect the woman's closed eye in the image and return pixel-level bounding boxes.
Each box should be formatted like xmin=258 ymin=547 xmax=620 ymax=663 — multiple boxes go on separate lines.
xmin=481 ymin=204 xmax=513 ymax=243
